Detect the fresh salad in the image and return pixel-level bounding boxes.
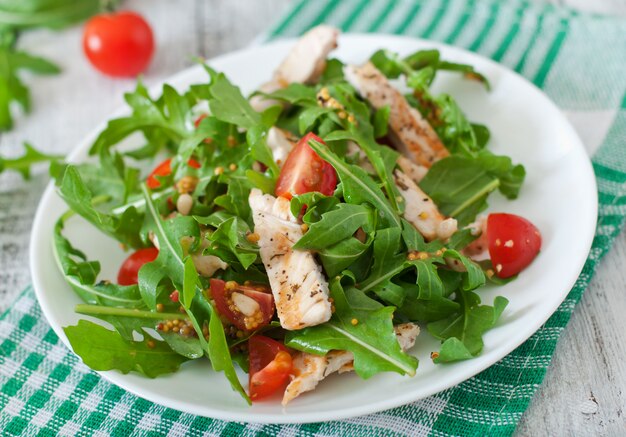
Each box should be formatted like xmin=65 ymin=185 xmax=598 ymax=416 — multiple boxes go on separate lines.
xmin=53 ymin=26 xmax=541 ymax=405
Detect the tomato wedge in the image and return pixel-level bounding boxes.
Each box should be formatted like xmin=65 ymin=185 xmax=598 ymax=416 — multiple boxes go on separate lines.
xmin=117 ymin=247 xmax=159 ymax=285
xmin=248 ymin=335 xmax=292 ymax=401
xmin=275 ymin=132 xmax=337 ymax=199
xmin=487 ymin=213 xmax=542 ymax=278
xmin=210 ymin=279 xmax=274 ymax=331
xmin=146 ymin=158 xmax=201 ymax=189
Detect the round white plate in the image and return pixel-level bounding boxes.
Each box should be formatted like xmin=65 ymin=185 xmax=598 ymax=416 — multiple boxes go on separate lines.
xmin=30 ymin=34 xmax=597 ymax=424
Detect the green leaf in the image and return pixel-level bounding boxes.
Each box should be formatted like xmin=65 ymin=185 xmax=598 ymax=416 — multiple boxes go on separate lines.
xmin=308 ymin=139 xmax=401 ymax=228
xmin=285 ymin=278 xmax=418 ymax=378
xmin=57 ymin=166 xmax=144 ymax=248
xmin=245 ymin=169 xmax=275 ymax=194
xmin=428 ymin=291 xmax=508 ymax=361
xmin=319 ymin=236 xmax=372 ymax=278
xmin=294 ymin=203 xmax=373 ymax=250
xmin=443 ymin=249 xmax=486 ymax=291
xmin=202 ymin=215 xmax=258 ymax=269
xmin=260 ymin=83 xmax=317 ymax=105
xmin=0 ymin=142 xmax=62 ymax=178
xmin=160 ymin=332 xmax=204 ymax=359
xmin=53 ymin=215 xmax=144 ymax=308
xmin=359 ymin=227 xmax=405 ymax=295
xmin=372 ymin=105 xmax=390 ymax=138
xmin=419 ymin=156 xmax=499 ymax=226
xmin=139 ymin=184 xmax=249 ymax=402
xmin=208 ymin=70 xmax=261 ymax=129
xmin=64 ymin=320 xmax=188 ymax=378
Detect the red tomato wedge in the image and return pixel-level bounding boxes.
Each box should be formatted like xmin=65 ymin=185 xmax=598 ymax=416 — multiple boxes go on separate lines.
xmin=83 ymin=11 xmax=154 ymax=77
xmin=209 ymin=279 xmax=274 ymax=331
xmin=117 ymin=247 xmax=159 ymax=285
xmin=275 ymin=132 xmax=337 ymax=199
xmin=248 ymin=336 xmax=292 ymax=401
xmin=146 ymin=158 xmax=201 ymax=189
xmin=487 ymin=213 xmax=542 ymax=278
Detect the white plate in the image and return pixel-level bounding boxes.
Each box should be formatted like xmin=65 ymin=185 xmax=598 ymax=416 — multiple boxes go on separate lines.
xmin=30 ymin=34 xmax=597 ymax=424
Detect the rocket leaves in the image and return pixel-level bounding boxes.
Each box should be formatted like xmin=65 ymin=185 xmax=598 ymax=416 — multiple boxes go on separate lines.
xmin=64 ymin=320 xmax=188 ymax=378
xmin=51 ymin=40 xmax=525 ymax=399
xmin=285 ymin=278 xmax=418 ymax=378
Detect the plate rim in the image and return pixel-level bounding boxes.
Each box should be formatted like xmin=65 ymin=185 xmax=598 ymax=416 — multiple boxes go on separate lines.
xmin=30 ymin=33 xmax=598 ymax=424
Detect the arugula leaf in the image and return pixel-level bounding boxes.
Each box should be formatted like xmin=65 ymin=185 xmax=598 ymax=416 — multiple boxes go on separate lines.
xmin=420 ymin=154 xmax=525 ymax=225
xmin=294 ymin=203 xmax=373 ymax=250
xmin=64 ymin=320 xmax=188 ymax=378
xmin=57 ymin=165 xmax=144 ymax=248
xmin=73 ymin=303 xmax=183 ymax=341
xmin=285 ymin=278 xmax=418 ymax=378
xmin=428 ymin=291 xmax=508 ymax=362
xmin=0 ymin=142 xmax=62 ymax=178
xmin=323 ymin=83 xmax=402 ymax=213
xmin=319 ymin=236 xmax=372 ymax=278
xmin=139 ymin=184 xmax=249 ymax=402
xmin=358 ymin=227 xmax=405 ymax=295
xmin=200 ymin=214 xmax=258 ymax=269
xmin=90 ymin=81 xmax=189 ymax=155
xmin=396 ymin=282 xmax=460 ymax=322
xmin=53 ymin=214 xmax=144 ymax=308
xmin=0 ymin=33 xmax=61 ymax=130
xmin=0 ymin=0 xmax=102 ymax=29
xmin=308 ymin=139 xmax=401 ymax=228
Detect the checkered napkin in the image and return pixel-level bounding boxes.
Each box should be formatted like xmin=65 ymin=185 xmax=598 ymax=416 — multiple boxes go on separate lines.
xmin=2 ymin=0 xmax=625 ymax=435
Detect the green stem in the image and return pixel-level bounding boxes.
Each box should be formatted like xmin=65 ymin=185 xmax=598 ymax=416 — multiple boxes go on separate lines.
xmin=449 ymin=178 xmax=500 ymax=218
xmin=75 ymin=304 xmax=187 ymax=320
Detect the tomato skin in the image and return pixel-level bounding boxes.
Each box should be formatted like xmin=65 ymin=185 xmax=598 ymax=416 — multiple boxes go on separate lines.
xmin=117 ymin=247 xmax=159 ymax=285
xmin=210 ymin=279 xmax=274 ymax=331
xmin=83 ymin=11 xmax=154 ymax=77
xmin=487 ymin=213 xmax=542 ymax=278
xmin=275 ymin=133 xmax=337 ymax=199
xmin=248 ymin=336 xmax=292 ymax=401
xmin=146 ymin=158 xmax=201 ymax=189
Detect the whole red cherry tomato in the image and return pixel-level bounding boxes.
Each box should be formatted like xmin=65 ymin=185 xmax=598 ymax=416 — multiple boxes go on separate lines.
xmin=83 ymin=11 xmax=155 ymax=77
xmin=487 ymin=213 xmax=542 ymax=278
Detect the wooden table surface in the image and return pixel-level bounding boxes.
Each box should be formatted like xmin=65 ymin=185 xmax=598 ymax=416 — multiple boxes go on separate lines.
xmin=0 ymin=1 xmax=624 ymax=435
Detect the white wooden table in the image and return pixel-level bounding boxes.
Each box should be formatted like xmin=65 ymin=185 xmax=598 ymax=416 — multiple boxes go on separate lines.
xmin=0 ymin=1 xmax=624 ymax=435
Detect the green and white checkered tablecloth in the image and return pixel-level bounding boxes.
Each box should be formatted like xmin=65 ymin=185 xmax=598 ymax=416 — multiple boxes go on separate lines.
xmin=1 ymin=0 xmax=625 ymax=435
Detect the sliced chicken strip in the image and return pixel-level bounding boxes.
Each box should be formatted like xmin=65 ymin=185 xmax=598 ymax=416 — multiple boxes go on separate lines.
xmin=344 ymin=62 xmax=448 ymax=168
xmin=249 ymin=189 xmax=332 ymax=330
xmin=397 ymin=155 xmax=428 ymax=184
xmin=395 ymin=170 xmax=457 ymax=241
xmin=250 ymin=25 xmax=339 ymax=112
xmin=282 ymin=353 xmax=327 ymax=406
xmin=266 ymin=127 xmax=297 ymax=167
xmin=282 ymin=323 xmax=420 ymax=405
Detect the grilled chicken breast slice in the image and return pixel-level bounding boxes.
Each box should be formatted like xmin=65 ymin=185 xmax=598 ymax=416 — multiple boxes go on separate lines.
xmin=344 ymin=62 xmax=448 ymax=168
xmin=395 ymin=170 xmax=457 ymax=241
xmin=397 ymin=155 xmax=428 ymax=184
xmin=282 ymin=323 xmax=420 ymax=405
xmin=249 ymin=189 xmax=332 ymax=330
xmin=251 ymin=25 xmax=339 ymax=112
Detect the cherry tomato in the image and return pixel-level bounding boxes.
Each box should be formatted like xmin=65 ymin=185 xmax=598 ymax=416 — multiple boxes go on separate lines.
xmin=117 ymin=247 xmax=158 ymax=285
xmin=146 ymin=158 xmax=201 ymax=189
xmin=487 ymin=213 xmax=542 ymax=278
xmin=83 ymin=11 xmax=155 ymax=77
xmin=248 ymin=336 xmax=292 ymax=401
xmin=210 ymin=279 xmax=274 ymax=331
xmin=275 ymin=132 xmax=337 ymax=199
